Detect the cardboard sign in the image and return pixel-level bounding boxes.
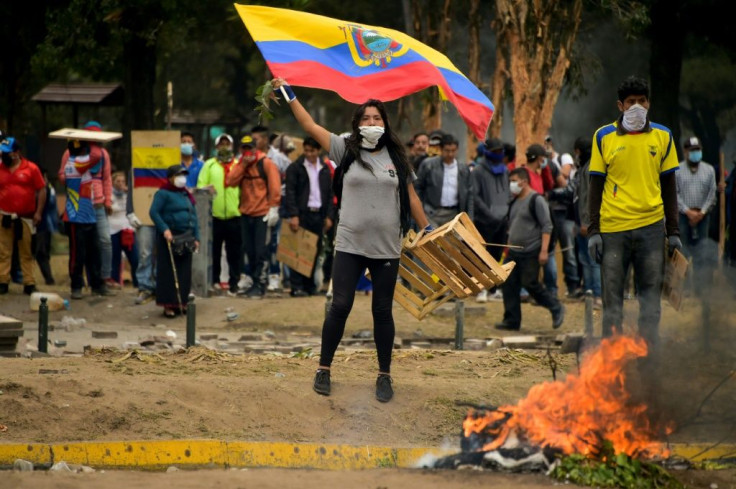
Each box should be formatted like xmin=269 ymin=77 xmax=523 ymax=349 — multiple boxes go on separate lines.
xmin=277 ymin=226 xmax=319 ymax=277
xmin=131 ymin=131 xmax=180 ymax=226
xmin=49 ymin=128 xmax=123 ymax=143
xmin=662 ymin=248 xmax=689 ymax=311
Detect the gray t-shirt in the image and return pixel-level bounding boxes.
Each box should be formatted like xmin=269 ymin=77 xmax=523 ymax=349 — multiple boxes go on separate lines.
xmin=329 ymin=133 xmax=405 ymax=259
xmin=508 ymin=191 xmax=553 ymax=254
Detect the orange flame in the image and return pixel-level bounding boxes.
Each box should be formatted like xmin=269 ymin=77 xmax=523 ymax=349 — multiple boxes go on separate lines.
xmin=464 ymin=335 xmax=670 ymax=458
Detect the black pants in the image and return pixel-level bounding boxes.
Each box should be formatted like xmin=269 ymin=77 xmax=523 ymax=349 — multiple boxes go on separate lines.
xmin=501 ymin=249 xmax=562 ymax=327
xmin=34 ymin=230 xmax=54 ymax=285
xmin=68 ymin=222 xmax=103 ymax=291
xmin=290 ymin=211 xmax=324 ymax=294
xmin=212 ymin=217 xmax=242 ymax=290
xmin=241 ymin=214 xmax=268 ymax=289
xmin=320 ymin=251 xmax=399 ymax=373
xmin=476 ymin=221 xmax=507 ymax=292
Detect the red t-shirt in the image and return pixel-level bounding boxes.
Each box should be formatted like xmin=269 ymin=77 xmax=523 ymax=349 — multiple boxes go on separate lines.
xmin=507 ymin=163 xmax=545 ymax=194
xmin=0 ymin=158 xmax=45 ymax=216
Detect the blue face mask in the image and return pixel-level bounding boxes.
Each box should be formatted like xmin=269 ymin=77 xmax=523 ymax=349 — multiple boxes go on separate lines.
xmin=484 ymin=150 xmax=504 ymax=163
xmin=688 ymin=150 xmax=702 ymax=164
xmin=181 ymin=143 xmax=194 ymax=156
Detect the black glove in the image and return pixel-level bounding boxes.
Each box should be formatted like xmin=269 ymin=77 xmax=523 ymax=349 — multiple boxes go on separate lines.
xmin=667 ymin=235 xmax=682 ymax=256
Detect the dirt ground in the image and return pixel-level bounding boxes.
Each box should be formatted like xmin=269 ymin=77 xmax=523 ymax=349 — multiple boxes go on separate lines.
xmin=1 ymin=256 xmax=735 ymax=487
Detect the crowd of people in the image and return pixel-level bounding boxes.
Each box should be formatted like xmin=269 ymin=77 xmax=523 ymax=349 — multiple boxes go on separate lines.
xmin=0 ymin=75 xmax=729 ymax=401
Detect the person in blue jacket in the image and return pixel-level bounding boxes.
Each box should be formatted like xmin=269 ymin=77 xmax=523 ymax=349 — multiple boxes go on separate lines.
xmin=149 ymin=164 xmax=200 ymax=318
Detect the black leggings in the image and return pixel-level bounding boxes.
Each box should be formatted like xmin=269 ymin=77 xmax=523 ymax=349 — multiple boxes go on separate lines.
xmin=320 ymin=251 xmax=400 ymax=373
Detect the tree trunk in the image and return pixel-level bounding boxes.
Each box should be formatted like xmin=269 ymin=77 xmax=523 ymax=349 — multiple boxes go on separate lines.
xmin=121 ymin=35 xmax=157 ymax=168
xmin=466 ymin=0 xmax=482 ymax=162
xmin=495 ymin=0 xmax=582 ymax=156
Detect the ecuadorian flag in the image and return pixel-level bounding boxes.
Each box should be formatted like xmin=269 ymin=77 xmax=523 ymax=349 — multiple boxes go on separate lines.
xmin=235 ymin=5 xmax=494 ymax=139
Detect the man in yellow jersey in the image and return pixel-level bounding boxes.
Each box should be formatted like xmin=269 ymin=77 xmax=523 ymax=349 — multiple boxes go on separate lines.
xmin=587 ymin=76 xmax=682 ymax=350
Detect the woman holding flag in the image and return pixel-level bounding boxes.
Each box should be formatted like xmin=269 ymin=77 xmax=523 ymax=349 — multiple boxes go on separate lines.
xmin=272 ymin=78 xmax=430 ymax=403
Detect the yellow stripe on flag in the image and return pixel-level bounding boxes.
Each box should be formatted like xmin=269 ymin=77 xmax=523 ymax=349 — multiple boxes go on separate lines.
xmin=132 ymin=147 xmax=180 ymax=170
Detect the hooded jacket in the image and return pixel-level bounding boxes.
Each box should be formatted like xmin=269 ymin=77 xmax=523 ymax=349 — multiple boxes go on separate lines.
xmin=472 ymin=160 xmax=510 ymax=228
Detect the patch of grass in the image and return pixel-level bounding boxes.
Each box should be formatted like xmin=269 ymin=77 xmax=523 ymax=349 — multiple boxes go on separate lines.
xmin=551 ymin=442 xmax=683 ymax=489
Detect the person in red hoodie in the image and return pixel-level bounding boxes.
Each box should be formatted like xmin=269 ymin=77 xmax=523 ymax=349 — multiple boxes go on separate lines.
xmin=0 ymin=137 xmax=46 ymax=295
xmin=225 ymin=133 xmax=281 ymax=298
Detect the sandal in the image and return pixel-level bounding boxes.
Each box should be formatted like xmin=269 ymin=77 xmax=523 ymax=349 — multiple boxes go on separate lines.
xmin=163 ymin=308 xmax=176 ymax=318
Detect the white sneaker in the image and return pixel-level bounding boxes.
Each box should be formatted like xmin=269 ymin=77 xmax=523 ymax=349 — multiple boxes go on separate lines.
xmin=238 ymin=274 xmax=253 ymax=291
xmin=488 ymin=290 xmax=503 ymax=301
xmin=476 ymin=290 xmax=488 ymax=303
xmin=267 ymin=274 xmax=281 ymax=292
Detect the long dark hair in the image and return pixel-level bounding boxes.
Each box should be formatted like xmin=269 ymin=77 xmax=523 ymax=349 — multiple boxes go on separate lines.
xmin=341 ymin=99 xmax=412 ymax=234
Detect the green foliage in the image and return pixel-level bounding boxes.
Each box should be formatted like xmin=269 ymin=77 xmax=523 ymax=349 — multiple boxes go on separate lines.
xmin=551 ymin=441 xmax=683 ymax=489
xmin=254 ymin=82 xmax=279 ymax=124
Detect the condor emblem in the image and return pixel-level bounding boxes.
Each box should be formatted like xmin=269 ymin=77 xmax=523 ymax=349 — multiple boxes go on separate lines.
xmin=341 ymin=24 xmax=409 ymax=68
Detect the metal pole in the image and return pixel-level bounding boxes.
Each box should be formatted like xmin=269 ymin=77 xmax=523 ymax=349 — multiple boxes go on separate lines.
xmin=584 ymin=290 xmax=593 ymax=338
xmin=186 ymin=294 xmax=196 ymax=348
xmin=38 ymin=297 xmax=48 ymax=353
xmin=454 ymin=300 xmax=464 ymax=350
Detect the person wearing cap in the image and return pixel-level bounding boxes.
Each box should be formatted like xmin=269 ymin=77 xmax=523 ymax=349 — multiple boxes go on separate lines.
xmin=415 ymin=133 xmax=474 ymax=228
xmin=0 ymin=137 xmax=47 ymax=295
xmin=149 ymin=164 xmax=200 ymax=318
xmin=283 ymin=136 xmax=335 ymax=297
xmin=225 ymin=132 xmax=281 ymax=298
xmin=472 ymin=137 xmax=510 ymax=302
xmin=196 ymin=133 xmax=242 ymax=296
xmin=676 ymin=136 xmax=717 ymax=293
xmin=180 ymin=131 xmax=204 ymax=188
xmin=426 ymin=130 xmax=445 ymax=158
xmin=58 ymin=139 xmax=114 ymax=299
xmin=59 ymin=121 xmax=117 ymax=290
xmin=588 ymin=75 xmax=682 ymax=352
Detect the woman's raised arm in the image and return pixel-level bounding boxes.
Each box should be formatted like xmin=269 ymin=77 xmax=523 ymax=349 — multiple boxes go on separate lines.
xmin=271 ymin=78 xmax=331 ymax=152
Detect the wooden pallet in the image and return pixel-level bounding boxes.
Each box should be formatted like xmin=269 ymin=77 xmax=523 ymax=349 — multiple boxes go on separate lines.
xmin=393 ymin=213 xmax=515 ymax=320
xmin=0 ymin=315 xmax=23 ymax=352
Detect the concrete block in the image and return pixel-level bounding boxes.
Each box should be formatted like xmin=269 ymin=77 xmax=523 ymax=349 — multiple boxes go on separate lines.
xmin=91 ymin=331 xmax=118 ymax=339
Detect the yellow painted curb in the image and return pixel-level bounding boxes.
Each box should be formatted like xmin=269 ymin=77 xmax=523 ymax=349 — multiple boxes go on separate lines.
xmin=0 ymin=440 xmax=733 ymax=470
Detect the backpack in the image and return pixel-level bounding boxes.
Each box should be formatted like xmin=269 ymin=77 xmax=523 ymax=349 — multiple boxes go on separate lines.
xmin=508 ymin=193 xmax=556 ymax=252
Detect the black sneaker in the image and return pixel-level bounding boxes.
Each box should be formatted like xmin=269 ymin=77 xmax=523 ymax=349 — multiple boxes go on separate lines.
xmin=313 ymin=369 xmax=331 ymax=396
xmin=93 ymin=286 xmax=116 ymax=297
xmin=0 ymin=283 xmax=8 ymax=295
xmin=494 ymin=321 xmax=520 ymax=331
xmin=552 ymin=304 xmax=565 ymax=329
xmin=23 ymin=284 xmax=38 ymax=295
xmin=290 ymin=289 xmax=309 ymax=298
xmin=376 ymin=374 xmax=393 ymax=402
xmin=246 ymin=286 xmax=264 ymax=300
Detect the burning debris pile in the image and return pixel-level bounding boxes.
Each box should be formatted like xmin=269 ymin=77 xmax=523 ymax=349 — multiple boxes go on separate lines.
xmin=436 ymin=335 xmax=670 ymax=472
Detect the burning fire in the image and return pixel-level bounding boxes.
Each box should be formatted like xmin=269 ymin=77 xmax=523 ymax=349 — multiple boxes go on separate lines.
xmin=463 ymin=335 xmax=670 ymax=459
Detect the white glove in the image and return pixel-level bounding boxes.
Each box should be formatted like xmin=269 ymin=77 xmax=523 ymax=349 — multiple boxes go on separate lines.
xmin=263 ymin=207 xmax=280 ymax=227
xmin=127 ymin=212 xmax=143 ymax=229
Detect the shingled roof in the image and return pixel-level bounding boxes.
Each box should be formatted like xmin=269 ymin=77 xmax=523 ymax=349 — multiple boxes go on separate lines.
xmin=32 ymin=83 xmax=124 ymax=105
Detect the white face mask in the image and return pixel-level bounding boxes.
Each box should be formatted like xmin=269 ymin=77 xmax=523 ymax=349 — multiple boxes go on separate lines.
xmin=359 ymin=125 xmax=385 ymax=149
xmin=540 ymin=158 xmax=549 ymax=169
xmin=174 ymin=175 xmax=187 ymax=188
xmin=621 ymin=103 xmax=648 ymax=132
xmin=509 ymin=181 xmax=522 ymax=196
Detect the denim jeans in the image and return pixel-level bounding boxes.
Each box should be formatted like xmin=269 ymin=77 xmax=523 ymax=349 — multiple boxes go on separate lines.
xmin=135 ymin=225 xmax=157 ymax=292
xmin=600 ymin=220 xmax=665 ymax=348
xmin=679 ymin=214 xmax=715 ymax=290
xmin=575 ymin=234 xmax=601 ymax=297
xmin=268 ymin=218 xmax=282 ymax=275
xmin=95 ymin=206 xmax=113 ymax=280
xmin=556 ymin=213 xmax=580 ymax=291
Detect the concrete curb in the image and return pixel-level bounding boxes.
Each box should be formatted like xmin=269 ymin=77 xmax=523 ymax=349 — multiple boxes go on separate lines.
xmin=0 ymin=440 xmax=733 ymax=470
